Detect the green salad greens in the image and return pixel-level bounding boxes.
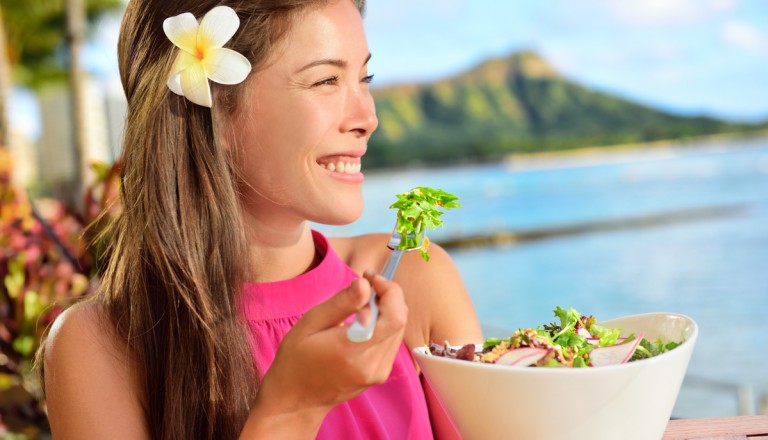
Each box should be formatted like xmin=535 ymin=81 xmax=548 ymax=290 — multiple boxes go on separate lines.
xmin=430 ymin=306 xmax=684 ymax=368
xmin=390 ymin=187 xmax=460 ymax=261
xmin=631 ymin=337 xmax=682 ymax=362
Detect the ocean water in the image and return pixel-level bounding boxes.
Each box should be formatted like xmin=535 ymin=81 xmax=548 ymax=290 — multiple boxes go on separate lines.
xmin=316 ymin=136 xmax=768 ymax=418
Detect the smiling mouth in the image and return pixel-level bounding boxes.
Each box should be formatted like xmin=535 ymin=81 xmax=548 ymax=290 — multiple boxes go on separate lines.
xmin=317 ymin=157 xmax=362 ymax=174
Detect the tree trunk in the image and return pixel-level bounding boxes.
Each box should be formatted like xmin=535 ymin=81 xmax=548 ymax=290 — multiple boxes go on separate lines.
xmin=66 ymin=0 xmax=88 ymax=207
xmin=0 ymin=5 xmax=12 ymax=150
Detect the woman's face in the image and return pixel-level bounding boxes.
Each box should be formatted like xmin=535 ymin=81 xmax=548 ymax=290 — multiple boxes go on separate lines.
xmin=229 ymin=0 xmax=377 ymax=231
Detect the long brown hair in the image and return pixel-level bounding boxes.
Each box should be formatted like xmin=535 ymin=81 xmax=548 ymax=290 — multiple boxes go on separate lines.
xmin=93 ymin=0 xmax=365 ymax=438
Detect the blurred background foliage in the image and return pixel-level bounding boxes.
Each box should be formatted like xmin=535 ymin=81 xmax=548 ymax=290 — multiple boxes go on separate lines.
xmin=0 ymin=149 xmax=120 ymax=437
xmin=1 ymin=1 xmax=122 ymax=436
xmin=0 ymin=0 xmax=121 ymax=89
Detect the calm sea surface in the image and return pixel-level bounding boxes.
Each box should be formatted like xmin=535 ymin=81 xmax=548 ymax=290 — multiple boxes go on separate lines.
xmin=315 ymin=136 xmax=768 ymax=418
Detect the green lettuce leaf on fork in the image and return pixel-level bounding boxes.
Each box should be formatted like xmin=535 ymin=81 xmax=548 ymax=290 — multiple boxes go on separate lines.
xmin=390 ymin=186 xmax=461 ymax=262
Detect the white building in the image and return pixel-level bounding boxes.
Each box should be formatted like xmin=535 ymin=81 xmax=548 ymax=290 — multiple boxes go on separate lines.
xmin=35 ymin=76 xmax=126 ymax=194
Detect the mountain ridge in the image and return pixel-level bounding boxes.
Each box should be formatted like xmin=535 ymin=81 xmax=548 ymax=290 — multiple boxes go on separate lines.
xmin=366 ymin=51 xmax=765 ymax=168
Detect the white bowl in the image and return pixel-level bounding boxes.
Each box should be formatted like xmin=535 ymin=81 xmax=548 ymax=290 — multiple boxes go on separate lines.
xmin=413 ymin=312 xmax=698 ymax=440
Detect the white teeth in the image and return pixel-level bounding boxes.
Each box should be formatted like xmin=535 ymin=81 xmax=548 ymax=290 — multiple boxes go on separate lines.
xmin=319 ymin=161 xmax=361 ymax=174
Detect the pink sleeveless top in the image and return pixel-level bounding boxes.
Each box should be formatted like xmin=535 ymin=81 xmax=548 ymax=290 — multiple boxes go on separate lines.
xmin=243 ymin=230 xmax=434 ymax=439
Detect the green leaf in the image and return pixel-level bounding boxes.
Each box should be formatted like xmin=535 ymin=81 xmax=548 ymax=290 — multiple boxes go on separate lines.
xmin=13 ymin=335 xmax=35 ymax=357
xmin=3 ymin=257 xmax=26 ymax=298
xmin=590 ymin=323 xmax=620 ymax=347
xmin=553 ymin=306 xmax=581 ymax=328
xmin=0 ymin=373 xmax=15 ymax=391
xmin=23 ymin=290 xmax=42 ymax=322
xmin=478 ymin=305 xmax=685 ymax=367
xmin=390 ymin=186 xmax=461 ymax=261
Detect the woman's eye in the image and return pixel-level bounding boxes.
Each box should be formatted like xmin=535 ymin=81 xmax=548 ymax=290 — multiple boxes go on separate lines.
xmin=361 ymin=74 xmax=375 ymax=84
xmin=313 ymin=76 xmax=338 ymax=87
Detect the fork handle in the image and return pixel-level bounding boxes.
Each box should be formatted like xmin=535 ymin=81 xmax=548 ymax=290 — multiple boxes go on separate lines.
xmin=346 ymin=249 xmax=403 ymax=343
xmin=380 ymin=249 xmax=404 ymax=280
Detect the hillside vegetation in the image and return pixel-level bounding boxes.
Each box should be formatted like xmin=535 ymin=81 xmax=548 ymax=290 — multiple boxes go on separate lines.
xmin=367 ymin=51 xmax=764 ymax=168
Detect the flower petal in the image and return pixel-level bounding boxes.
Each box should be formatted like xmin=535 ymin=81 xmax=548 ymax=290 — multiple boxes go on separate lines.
xmin=167 ymin=52 xmax=199 ymax=95
xmin=180 ymin=63 xmax=212 ymax=107
xmin=163 ymin=12 xmax=199 ymax=55
xmin=167 ymin=72 xmax=184 ymax=96
xmin=170 ymin=51 xmax=199 ymax=76
xmin=203 ymin=48 xmax=252 ymax=85
xmin=198 ymin=6 xmax=240 ymax=49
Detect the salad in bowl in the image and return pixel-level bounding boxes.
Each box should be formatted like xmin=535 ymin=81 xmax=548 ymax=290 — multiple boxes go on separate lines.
xmin=429 ymin=306 xmax=683 ymax=368
xmin=414 ymin=307 xmax=697 ymax=440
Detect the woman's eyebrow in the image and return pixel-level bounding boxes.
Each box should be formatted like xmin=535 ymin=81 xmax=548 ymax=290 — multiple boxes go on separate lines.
xmin=296 ymin=53 xmax=372 ymax=73
xmin=297 ymin=58 xmax=346 ymax=73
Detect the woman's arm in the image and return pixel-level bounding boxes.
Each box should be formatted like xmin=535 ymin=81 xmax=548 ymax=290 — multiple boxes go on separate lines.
xmin=334 ymin=233 xmax=483 ymax=349
xmin=393 ymin=241 xmax=482 ymax=440
xmin=44 ymin=273 xmax=408 ymax=439
xmin=395 ymin=241 xmax=483 ymax=349
xmin=43 ymin=303 xmax=151 ymax=439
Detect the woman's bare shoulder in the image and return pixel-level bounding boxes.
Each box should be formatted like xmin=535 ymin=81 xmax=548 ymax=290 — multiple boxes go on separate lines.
xmin=45 ymin=300 xmax=123 ymax=370
xmin=329 ymin=233 xmax=483 ymax=348
xmin=328 ymin=233 xmax=391 ymax=274
xmin=44 ymin=300 xmax=150 ymax=438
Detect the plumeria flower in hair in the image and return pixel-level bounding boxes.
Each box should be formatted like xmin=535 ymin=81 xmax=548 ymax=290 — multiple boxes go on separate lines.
xmin=163 ymin=5 xmax=252 ymax=108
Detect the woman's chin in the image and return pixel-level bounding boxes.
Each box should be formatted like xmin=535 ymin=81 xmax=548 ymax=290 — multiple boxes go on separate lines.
xmin=313 ymin=208 xmax=363 ymax=227
xmin=309 ymin=206 xmax=363 ymax=226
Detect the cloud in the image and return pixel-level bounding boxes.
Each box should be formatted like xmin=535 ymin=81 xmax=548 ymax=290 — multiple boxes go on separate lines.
xmin=721 ymin=21 xmax=768 ymax=54
xmin=600 ymin=0 xmax=736 ymax=25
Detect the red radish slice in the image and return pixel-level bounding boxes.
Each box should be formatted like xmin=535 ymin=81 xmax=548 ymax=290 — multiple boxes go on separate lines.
xmin=576 ymin=327 xmax=592 ymax=338
xmin=495 ymin=347 xmax=549 ymax=367
xmin=587 ymin=336 xmax=628 ymax=346
xmin=589 ymin=333 xmax=645 ymax=366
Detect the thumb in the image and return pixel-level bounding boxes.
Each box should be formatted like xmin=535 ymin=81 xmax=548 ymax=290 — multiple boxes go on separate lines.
xmin=298 ymin=277 xmax=372 ymax=331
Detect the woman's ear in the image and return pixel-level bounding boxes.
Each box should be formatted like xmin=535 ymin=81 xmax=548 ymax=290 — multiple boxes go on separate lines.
xmin=212 ymin=81 xmax=252 ymax=153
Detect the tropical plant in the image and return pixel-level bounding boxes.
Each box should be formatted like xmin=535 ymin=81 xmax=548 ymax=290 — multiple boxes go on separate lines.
xmin=0 ymin=0 xmax=123 ymax=206
xmin=0 ymin=4 xmax=11 ymax=149
xmin=0 ymin=149 xmax=120 ymax=438
xmin=0 ymin=0 xmax=122 ymax=88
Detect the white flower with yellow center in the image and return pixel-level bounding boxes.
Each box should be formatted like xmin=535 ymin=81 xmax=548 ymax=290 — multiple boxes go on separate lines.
xmin=163 ymin=6 xmax=252 ymax=108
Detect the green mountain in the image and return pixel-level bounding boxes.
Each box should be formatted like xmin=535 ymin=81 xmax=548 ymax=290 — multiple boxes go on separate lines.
xmin=367 ymin=51 xmax=764 ymax=168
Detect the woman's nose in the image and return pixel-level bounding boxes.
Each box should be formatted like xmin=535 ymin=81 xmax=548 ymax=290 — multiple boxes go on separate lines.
xmin=341 ymin=87 xmax=378 ymax=138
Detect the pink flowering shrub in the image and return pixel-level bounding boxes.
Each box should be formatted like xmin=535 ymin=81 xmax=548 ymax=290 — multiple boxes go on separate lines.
xmin=0 ymin=150 xmax=120 ymax=437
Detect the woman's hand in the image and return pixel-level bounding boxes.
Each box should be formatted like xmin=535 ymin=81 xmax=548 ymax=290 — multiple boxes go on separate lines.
xmin=240 ymin=271 xmax=407 ymax=438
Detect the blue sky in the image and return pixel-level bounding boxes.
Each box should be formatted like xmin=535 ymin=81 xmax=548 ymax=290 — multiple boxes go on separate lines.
xmin=10 ymin=0 xmax=768 ymax=140
xmin=362 ymin=0 xmax=768 ymax=122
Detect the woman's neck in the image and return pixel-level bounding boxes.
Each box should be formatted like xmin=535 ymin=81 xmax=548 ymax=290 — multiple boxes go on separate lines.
xmin=245 ymin=222 xmax=320 ymax=283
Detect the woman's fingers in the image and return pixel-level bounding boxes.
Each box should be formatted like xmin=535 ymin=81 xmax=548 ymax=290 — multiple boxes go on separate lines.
xmin=298 ymin=277 xmax=371 ymax=332
xmin=358 ymin=271 xmax=408 ymax=378
xmin=296 ymin=270 xmax=408 ymax=343
xmin=262 ymin=271 xmax=410 ymax=413
xmin=363 ymin=271 xmax=408 ymax=339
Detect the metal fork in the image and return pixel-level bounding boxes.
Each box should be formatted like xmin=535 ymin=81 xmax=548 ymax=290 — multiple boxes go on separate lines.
xmin=346 ymin=226 xmax=422 ymax=343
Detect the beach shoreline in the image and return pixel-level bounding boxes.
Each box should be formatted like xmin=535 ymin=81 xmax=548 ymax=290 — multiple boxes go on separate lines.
xmin=502 ymin=130 xmax=768 ymax=172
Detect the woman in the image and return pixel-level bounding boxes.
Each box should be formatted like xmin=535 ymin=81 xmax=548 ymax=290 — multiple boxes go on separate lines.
xmin=41 ymin=0 xmax=482 ymax=438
